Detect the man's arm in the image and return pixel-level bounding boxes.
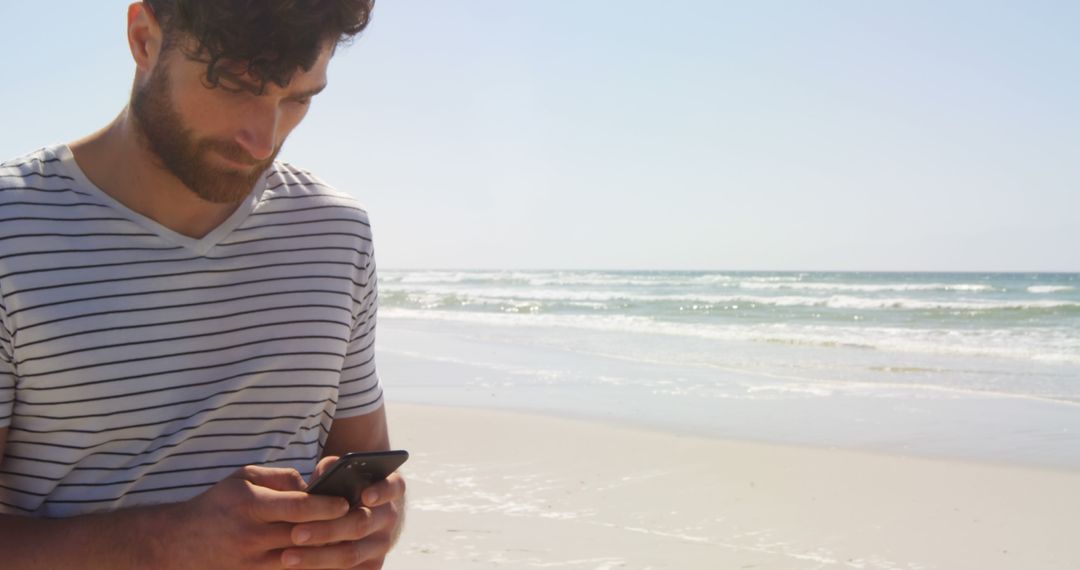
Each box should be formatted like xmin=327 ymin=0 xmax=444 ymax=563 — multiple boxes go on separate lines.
xmin=0 ymin=426 xmax=179 ymax=568
xmin=322 ymin=404 xmax=392 ymax=457
xmin=0 ymin=426 xmax=359 ymax=570
xmin=0 ymin=493 xmax=182 ymax=569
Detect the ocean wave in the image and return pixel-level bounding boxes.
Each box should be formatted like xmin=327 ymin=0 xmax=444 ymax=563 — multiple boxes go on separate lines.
xmin=741 ymin=379 xmax=1080 ymax=407
xmin=1028 ymin=285 xmax=1076 ymax=294
xmin=382 ymin=270 xmax=708 ymax=288
xmin=380 ymin=271 xmax=814 ymax=288
xmin=811 ymin=296 xmax=1080 ymax=311
xmin=381 ymin=286 xmax=1080 ymax=312
xmin=381 ymin=286 xmax=630 ymax=304
xmin=381 ymin=273 xmax=1076 ymax=300
xmin=739 ymin=282 xmax=993 ymax=293
xmin=526 ymin=274 xmax=711 ymax=287
xmin=381 ymin=308 xmax=1080 ymax=365
xmin=383 ymin=271 xmax=533 ymax=285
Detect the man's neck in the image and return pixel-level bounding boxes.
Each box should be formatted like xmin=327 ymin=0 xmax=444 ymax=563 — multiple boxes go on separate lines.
xmin=68 ymin=109 xmax=245 ymax=240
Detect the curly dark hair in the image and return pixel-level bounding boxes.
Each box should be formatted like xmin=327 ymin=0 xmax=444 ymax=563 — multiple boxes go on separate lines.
xmin=144 ymin=0 xmax=374 ymax=93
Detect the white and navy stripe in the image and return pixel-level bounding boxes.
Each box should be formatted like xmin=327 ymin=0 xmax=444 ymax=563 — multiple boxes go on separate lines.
xmin=0 ymin=145 xmax=382 ymax=517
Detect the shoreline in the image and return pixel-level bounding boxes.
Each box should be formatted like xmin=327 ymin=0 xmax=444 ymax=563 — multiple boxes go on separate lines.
xmin=387 ymin=398 xmax=1080 ymax=475
xmin=377 ymin=316 xmax=1080 ymax=471
xmin=384 ymin=402 xmax=1080 ymax=569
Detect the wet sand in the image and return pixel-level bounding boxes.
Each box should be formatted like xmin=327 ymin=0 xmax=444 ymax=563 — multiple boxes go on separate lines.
xmin=384 ymin=402 xmax=1080 ymax=569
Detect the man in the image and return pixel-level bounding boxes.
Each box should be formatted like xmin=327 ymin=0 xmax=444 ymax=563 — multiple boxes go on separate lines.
xmin=0 ymin=1 xmax=405 ymax=568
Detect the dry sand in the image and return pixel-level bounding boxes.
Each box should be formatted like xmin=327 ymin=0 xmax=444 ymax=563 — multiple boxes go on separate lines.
xmin=383 ymin=402 xmax=1080 ymax=569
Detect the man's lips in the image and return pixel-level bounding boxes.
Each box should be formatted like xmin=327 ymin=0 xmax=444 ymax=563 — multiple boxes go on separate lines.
xmin=212 ymin=150 xmax=259 ymax=170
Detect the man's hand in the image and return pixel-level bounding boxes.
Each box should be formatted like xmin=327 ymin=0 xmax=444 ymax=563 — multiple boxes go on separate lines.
xmin=280 ymin=456 xmax=407 ymax=569
xmin=166 ymin=465 xmax=350 ymax=570
xmin=169 ymin=462 xmax=405 ymax=569
xmin=0 ymin=458 xmax=405 ymax=570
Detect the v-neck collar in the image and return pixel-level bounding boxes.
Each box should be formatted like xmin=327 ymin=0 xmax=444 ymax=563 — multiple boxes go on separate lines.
xmin=54 ymin=144 xmax=269 ymax=256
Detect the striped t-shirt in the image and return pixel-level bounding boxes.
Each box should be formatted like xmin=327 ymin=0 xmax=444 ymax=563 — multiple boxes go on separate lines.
xmin=0 ymin=144 xmax=383 ymax=517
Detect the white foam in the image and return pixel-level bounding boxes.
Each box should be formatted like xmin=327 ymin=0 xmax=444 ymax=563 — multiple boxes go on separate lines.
xmin=383 ymin=270 xmax=735 ymax=288
xmin=738 ymin=378 xmax=1080 ymax=406
xmin=746 ymin=384 xmax=836 ymax=397
xmin=387 ymin=271 xmax=533 ymax=285
xmin=383 ymin=271 xmax=1007 ymax=296
xmin=740 ymin=281 xmax=993 ymax=293
xmin=526 ymin=272 xmax=698 ymax=287
xmin=1028 ymin=285 xmax=1076 ymax=294
xmin=381 ymin=308 xmax=1080 ymax=365
xmin=409 ymin=468 xmax=593 ymax=521
xmin=814 ymin=295 xmax=1080 ymax=311
xmin=382 ymin=270 xmax=813 ymax=288
xmin=381 ymin=284 xmax=647 ymax=303
xmin=382 ymin=284 xmax=1080 ymax=312
xmin=691 ymin=273 xmax=742 ymax=283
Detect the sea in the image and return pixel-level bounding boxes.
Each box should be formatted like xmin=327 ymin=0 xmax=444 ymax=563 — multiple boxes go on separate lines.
xmin=374 ymin=270 xmax=1080 ymax=468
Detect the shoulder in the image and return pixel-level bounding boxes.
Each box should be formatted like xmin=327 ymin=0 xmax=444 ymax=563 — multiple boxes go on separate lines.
xmin=256 ymin=162 xmax=377 ymax=261
xmin=0 ymin=146 xmax=70 ymax=199
xmin=0 ymin=146 xmax=61 ymax=174
xmin=261 ymin=161 xmax=373 ymax=226
xmin=0 ymin=145 xmax=92 ymax=230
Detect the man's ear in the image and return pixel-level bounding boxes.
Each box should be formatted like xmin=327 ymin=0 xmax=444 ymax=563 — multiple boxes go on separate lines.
xmin=127 ymin=2 xmax=164 ymax=76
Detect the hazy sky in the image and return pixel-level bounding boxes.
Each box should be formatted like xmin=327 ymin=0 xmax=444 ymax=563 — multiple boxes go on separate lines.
xmin=2 ymin=1 xmax=1078 ymax=271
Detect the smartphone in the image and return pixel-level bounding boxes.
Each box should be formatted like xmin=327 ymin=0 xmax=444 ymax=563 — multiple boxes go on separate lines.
xmin=305 ymin=450 xmax=409 ymax=507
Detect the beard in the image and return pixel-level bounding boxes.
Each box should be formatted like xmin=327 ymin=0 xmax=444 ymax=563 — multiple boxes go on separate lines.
xmin=130 ymin=63 xmax=280 ymax=204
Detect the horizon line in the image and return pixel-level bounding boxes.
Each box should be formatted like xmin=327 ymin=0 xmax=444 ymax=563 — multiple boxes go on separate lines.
xmin=380 ymin=267 xmax=1080 ymax=275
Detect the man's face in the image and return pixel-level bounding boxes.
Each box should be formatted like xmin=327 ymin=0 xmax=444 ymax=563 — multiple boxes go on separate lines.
xmin=130 ymin=41 xmax=332 ymax=204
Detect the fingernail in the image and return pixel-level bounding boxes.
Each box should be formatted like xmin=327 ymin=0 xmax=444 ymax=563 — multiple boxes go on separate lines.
xmin=295 ymin=529 xmax=312 ymax=544
xmin=364 ymin=490 xmax=378 ymax=505
xmin=283 ymin=553 xmax=301 ymax=567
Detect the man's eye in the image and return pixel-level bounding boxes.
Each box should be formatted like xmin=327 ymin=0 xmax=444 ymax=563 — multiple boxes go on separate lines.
xmin=291 ymin=98 xmax=312 ymax=106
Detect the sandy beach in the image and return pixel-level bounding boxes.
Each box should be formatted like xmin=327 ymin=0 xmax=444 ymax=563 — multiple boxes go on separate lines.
xmin=383 ymin=402 xmax=1080 ymax=570
xmin=372 ymin=275 xmax=1080 ymax=569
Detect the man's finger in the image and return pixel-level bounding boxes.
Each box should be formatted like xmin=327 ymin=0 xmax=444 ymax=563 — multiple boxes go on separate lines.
xmin=281 ymin=535 xmax=388 ymax=569
xmin=249 ymin=486 xmax=350 ymax=524
xmin=291 ymin=506 xmax=386 ymax=547
xmin=310 ymin=455 xmax=340 ymax=484
xmin=361 ymin=471 xmax=406 ymax=508
xmin=229 ymin=465 xmax=308 ymax=492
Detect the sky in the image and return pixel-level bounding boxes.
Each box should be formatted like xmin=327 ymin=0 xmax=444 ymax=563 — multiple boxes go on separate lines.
xmin=2 ymin=1 xmax=1078 ymax=271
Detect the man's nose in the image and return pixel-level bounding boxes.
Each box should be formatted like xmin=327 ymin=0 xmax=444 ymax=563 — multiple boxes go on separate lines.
xmin=234 ymin=105 xmax=280 ymax=161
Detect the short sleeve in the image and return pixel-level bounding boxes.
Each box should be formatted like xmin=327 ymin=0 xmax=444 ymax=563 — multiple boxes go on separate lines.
xmin=0 ymin=300 xmax=15 ymax=428
xmin=334 ymin=250 xmax=383 ymax=419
